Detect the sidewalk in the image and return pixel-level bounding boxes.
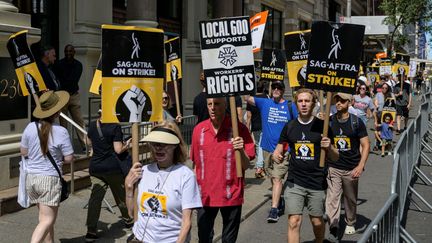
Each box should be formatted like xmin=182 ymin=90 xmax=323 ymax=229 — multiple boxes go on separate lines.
xmin=0 ymin=161 xmax=271 ymax=243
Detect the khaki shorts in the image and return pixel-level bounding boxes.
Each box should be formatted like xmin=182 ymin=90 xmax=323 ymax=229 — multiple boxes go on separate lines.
xmin=284 ymin=181 xmax=325 ymax=217
xmin=26 ymin=174 xmax=61 ymax=206
xmin=263 ymin=150 xmax=289 ymax=179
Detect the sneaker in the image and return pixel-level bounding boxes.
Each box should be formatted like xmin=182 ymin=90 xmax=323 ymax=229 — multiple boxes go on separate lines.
xmin=123 ymin=218 xmax=134 ymax=229
xmin=344 ymin=225 xmax=356 ymax=235
xmin=387 ymin=152 xmax=392 ymax=156
xmin=277 ymin=197 xmax=285 ymax=216
xmin=327 ymin=227 xmax=339 ymax=243
xmin=267 ymin=207 xmax=279 ymax=223
xmin=381 ymin=153 xmax=385 ymax=157
xmin=85 ymin=232 xmax=98 ymax=242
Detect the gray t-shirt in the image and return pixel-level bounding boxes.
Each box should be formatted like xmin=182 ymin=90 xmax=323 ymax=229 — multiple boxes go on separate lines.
xmin=375 ymin=92 xmax=385 ymax=111
xmin=21 ymin=122 xmax=74 ymax=176
xmin=353 ymin=94 xmax=374 ymax=117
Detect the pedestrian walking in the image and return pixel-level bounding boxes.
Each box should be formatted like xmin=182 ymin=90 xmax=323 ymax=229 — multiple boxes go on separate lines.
xmin=84 ymin=109 xmax=133 ymax=242
xmin=190 ymin=97 xmax=255 ymax=243
xmin=125 ymin=121 xmax=202 ymax=243
xmin=246 ymin=80 xmax=298 ymax=223
xmin=394 ymin=76 xmax=412 ymax=134
xmin=325 ymin=93 xmax=370 ymax=242
xmin=21 ymin=91 xmax=74 ymax=243
xmin=352 ymin=83 xmax=374 ymax=125
xmin=273 ymin=88 xmax=339 ymax=243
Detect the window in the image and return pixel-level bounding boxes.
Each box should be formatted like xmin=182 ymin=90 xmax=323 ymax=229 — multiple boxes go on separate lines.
xmin=261 ymin=5 xmax=282 ymax=49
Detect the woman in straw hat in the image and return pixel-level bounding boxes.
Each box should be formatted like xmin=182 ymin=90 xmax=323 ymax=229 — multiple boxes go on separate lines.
xmin=125 ymin=121 xmax=202 ymax=243
xmin=20 ymin=90 xmax=74 ymax=243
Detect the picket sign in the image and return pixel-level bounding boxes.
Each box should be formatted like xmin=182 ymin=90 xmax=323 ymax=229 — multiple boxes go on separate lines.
xmin=199 ymin=16 xmax=256 ymax=177
xmin=305 ymin=21 xmax=365 ymax=167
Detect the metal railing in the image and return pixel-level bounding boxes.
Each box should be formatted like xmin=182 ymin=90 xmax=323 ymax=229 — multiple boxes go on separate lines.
xmin=359 ymin=87 xmax=432 ymax=242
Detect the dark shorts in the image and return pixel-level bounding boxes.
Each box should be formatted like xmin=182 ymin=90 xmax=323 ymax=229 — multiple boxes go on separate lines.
xmin=396 ymin=105 xmax=409 ymax=118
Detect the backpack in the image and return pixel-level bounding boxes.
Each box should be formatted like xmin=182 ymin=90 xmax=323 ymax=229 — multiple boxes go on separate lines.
xmin=330 ymin=113 xmax=360 ymax=137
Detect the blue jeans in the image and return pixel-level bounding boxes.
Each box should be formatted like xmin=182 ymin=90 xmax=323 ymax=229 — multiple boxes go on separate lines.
xmin=252 ymin=131 xmax=264 ymax=169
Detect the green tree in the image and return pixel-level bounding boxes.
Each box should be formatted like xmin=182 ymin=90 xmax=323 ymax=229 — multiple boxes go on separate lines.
xmin=379 ymin=0 xmax=432 ymax=55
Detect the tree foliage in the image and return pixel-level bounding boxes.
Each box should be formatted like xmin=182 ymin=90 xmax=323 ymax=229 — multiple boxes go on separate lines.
xmin=379 ymin=0 xmax=432 ymax=54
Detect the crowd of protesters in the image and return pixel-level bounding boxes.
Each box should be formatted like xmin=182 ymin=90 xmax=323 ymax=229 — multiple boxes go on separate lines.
xmin=20 ymin=45 xmax=425 ymax=243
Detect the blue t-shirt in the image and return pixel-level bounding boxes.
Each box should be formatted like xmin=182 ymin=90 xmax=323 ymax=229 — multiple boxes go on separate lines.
xmin=380 ymin=123 xmax=393 ymax=140
xmin=254 ymin=97 xmax=298 ymax=152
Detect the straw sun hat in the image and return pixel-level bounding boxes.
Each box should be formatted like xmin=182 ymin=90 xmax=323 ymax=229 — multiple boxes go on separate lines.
xmin=33 ymin=91 xmax=70 ymax=119
xmin=140 ymin=127 xmax=180 ymax=145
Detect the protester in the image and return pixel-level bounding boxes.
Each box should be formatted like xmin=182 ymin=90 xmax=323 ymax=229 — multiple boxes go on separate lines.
xmin=272 ymin=88 xmax=339 ymax=243
xmin=37 ymin=46 xmax=60 ymax=91
xmin=378 ymin=113 xmax=394 ymax=157
xmin=193 ymin=71 xmax=210 ymax=124
xmin=246 ymin=81 xmax=269 ymax=178
xmin=352 ymin=83 xmax=374 ymax=125
xmin=54 ymin=44 xmax=86 ymax=150
xmin=246 ymin=80 xmax=298 ymax=222
xmin=162 ymin=90 xmax=182 ymax=123
xmin=373 ymin=83 xmax=394 ymax=150
xmin=415 ymin=73 xmax=423 ymax=94
xmin=125 ymin=121 xmax=202 ymax=243
xmin=190 ymin=97 xmax=255 ymax=243
xmin=21 ymin=91 xmax=74 ymax=243
xmin=325 ymin=93 xmax=370 ymax=242
xmin=394 ymin=76 xmax=412 ymax=134
xmin=193 ymin=71 xmax=243 ymax=124
xmin=84 ymin=109 xmax=133 ymax=242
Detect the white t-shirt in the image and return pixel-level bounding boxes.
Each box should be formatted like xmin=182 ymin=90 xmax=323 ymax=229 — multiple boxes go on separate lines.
xmin=21 ymin=122 xmax=74 ymax=176
xmin=133 ymin=163 xmax=202 ymax=243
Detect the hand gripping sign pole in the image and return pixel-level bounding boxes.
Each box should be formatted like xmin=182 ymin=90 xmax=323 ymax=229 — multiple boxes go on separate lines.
xmin=171 ymin=65 xmax=182 ymax=118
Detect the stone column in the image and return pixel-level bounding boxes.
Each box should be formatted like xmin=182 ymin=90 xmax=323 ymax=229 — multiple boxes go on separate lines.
xmin=125 ymin=0 xmax=158 ymax=28
xmin=284 ymin=0 xmax=299 ymax=33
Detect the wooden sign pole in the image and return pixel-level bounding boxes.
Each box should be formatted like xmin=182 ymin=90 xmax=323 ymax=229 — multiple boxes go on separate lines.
xmin=319 ymin=90 xmax=324 ymax=113
xmin=173 ymin=79 xmax=182 ymax=117
xmin=131 ymin=122 xmax=139 ymax=221
xmin=229 ymin=96 xmax=243 ymax=177
xmin=319 ymin=91 xmax=332 ymax=167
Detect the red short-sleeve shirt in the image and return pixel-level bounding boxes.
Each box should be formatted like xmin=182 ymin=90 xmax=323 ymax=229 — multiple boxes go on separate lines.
xmin=190 ymin=116 xmax=255 ymax=207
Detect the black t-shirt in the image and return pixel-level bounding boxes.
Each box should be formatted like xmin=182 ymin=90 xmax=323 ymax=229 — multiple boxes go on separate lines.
xmin=246 ymin=93 xmax=268 ymax=132
xmin=328 ymin=114 xmax=368 ymax=170
xmin=54 ymin=58 xmax=83 ymax=94
xmin=87 ymin=121 xmax=123 ymax=174
xmin=193 ymin=92 xmax=209 ymax=124
xmin=278 ymin=117 xmax=333 ymax=190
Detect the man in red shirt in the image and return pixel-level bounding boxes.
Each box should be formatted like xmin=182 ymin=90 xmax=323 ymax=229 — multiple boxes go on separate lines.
xmin=190 ymin=97 xmax=255 ymax=243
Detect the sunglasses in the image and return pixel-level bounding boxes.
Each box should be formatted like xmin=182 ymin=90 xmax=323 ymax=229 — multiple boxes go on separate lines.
xmin=272 ymin=86 xmax=283 ymax=90
xmin=162 ymin=97 xmax=169 ymax=100
xmin=360 ymin=87 xmax=367 ymax=90
xmin=149 ymin=142 xmax=170 ymax=148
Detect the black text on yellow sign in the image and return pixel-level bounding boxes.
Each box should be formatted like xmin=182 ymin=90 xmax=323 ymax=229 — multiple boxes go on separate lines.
xmin=7 ymin=30 xmax=46 ymax=96
xmin=101 ymin=25 xmax=164 ymax=123
xmin=392 ymin=64 xmax=409 ymax=77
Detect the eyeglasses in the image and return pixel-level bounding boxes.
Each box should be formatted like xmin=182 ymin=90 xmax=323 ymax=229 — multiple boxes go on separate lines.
xmin=272 ymin=86 xmax=283 ymax=91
